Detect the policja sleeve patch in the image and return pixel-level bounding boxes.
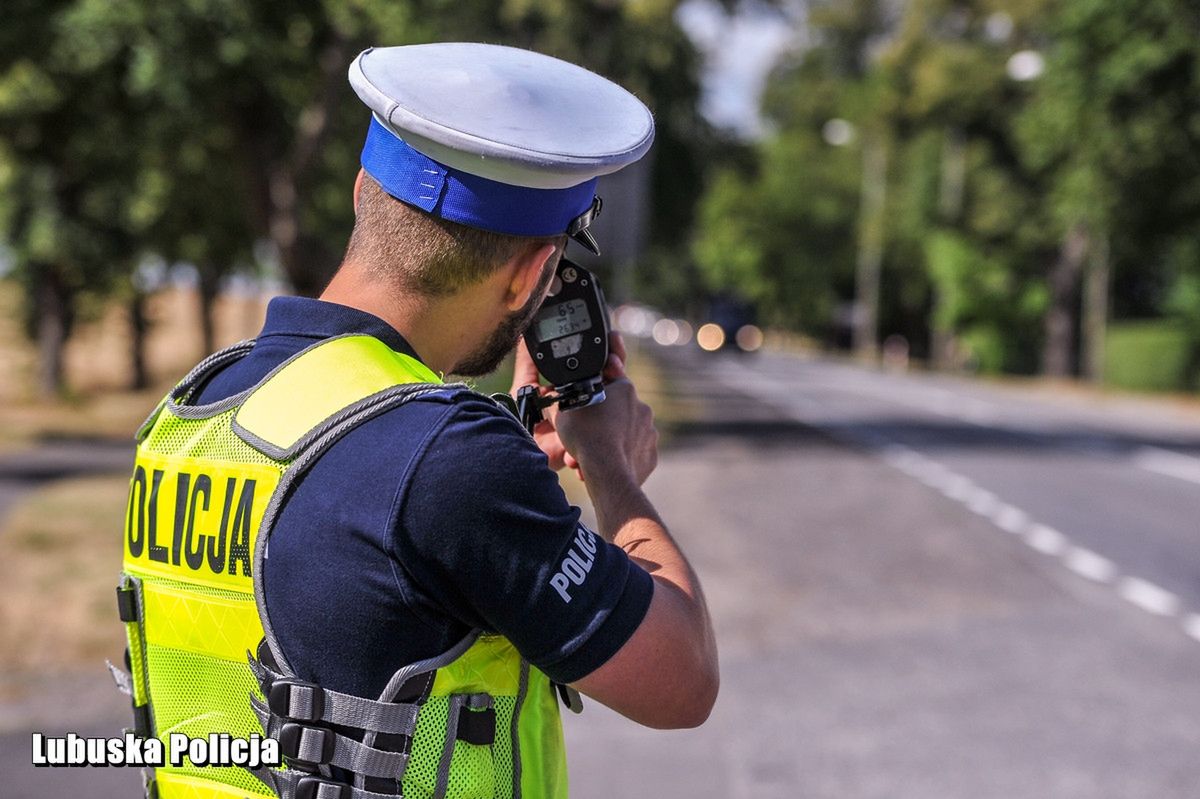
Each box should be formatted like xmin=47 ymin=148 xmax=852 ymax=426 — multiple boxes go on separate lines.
xmin=549 ymin=523 xmax=601 ymax=604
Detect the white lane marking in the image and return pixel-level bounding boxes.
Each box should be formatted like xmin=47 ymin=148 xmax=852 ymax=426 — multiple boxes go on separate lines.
xmin=1184 ymin=615 xmax=1200 ymax=643
xmin=1063 ymin=546 xmax=1117 ymax=583
xmin=965 ymin=488 xmax=1000 ymax=517
xmin=1117 ymin=577 xmax=1181 ymax=617
xmin=939 ymin=474 xmax=975 ymax=501
xmin=1024 ymin=523 xmax=1067 ymax=555
xmin=914 ymin=463 xmax=953 ymax=488
xmin=921 ymin=470 xmax=960 ymax=492
xmin=1133 ymin=446 xmax=1200 ymax=486
xmin=991 ymin=504 xmax=1029 ymax=535
xmin=707 ymin=357 xmax=1200 ymax=643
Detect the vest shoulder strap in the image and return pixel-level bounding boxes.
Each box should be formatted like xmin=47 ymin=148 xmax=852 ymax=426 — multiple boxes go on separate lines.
xmin=233 ymin=334 xmax=445 ymax=460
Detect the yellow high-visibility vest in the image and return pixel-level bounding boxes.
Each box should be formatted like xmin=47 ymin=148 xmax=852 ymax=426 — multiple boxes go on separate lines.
xmin=118 ymin=335 xmax=567 ymax=799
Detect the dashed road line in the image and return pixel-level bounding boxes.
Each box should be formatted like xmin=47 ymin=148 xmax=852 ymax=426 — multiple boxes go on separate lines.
xmin=965 ymin=487 xmax=1000 ymax=517
xmin=991 ymin=504 xmax=1029 ymax=535
xmin=1118 ymin=577 xmax=1181 ymax=617
xmin=1063 ymin=546 xmax=1117 ymax=583
xmin=942 ymin=476 xmax=976 ymax=502
xmin=1024 ymin=523 xmax=1066 ymax=555
xmin=705 ymin=354 xmax=1200 ymax=647
xmin=873 ymin=450 xmax=1200 ymax=643
xmin=1184 ymin=615 xmax=1200 ymax=643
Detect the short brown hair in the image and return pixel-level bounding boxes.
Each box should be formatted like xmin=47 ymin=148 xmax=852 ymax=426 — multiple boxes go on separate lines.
xmin=344 ymin=174 xmax=565 ymax=296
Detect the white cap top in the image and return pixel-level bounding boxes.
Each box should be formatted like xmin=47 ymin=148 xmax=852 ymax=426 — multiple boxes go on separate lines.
xmin=349 ymin=43 xmax=655 ymax=190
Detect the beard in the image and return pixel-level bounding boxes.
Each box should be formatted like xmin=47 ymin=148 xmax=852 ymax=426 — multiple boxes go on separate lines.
xmin=450 ymin=261 xmax=556 ymax=377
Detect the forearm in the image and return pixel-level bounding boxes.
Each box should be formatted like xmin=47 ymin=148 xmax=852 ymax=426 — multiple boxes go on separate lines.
xmin=571 ymin=470 xmax=719 ymax=725
xmin=585 ymin=468 xmax=686 ymax=578
xmin=585 ymin=473 xmax=716 ymax=667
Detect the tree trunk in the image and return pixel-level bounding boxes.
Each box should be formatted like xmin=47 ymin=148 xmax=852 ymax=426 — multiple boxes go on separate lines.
xmin=129 ymin=290 xmax=150 ymax=390
xmin=263 ymin=38 xmax=348 ymax=297
xmin=1042 ymin=223 xmax=1089 ymax=378
xmin=197 ymin=263 xmax=220 ymax=356
xmin=34 ymin=266 xmax=72 ymax=398
xmin=1081 ymin=234 xmax=1110 ymax=384
xmin=853 ymin=135 xmax=888 ymax=361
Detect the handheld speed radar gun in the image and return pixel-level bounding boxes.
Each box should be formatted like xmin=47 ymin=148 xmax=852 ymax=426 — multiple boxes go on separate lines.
xmin=517 ymin=258 xmax=610 ymax=432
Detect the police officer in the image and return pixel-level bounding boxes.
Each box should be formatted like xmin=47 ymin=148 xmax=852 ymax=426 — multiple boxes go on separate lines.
xmin=117 ymin=42 xmax=716 ymax=799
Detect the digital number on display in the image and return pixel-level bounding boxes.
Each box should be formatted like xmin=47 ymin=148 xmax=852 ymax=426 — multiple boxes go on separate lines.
xmin=536 ymin=299 xmax=592 ymax=342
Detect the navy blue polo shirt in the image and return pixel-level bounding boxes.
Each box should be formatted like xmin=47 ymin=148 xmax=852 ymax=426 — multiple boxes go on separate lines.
xmin=193 ymin=297 xmax=653 ymax=699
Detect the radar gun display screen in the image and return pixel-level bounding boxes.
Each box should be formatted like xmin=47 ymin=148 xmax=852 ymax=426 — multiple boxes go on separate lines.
xmin=521 ymin=259 xmax=609 ymax=412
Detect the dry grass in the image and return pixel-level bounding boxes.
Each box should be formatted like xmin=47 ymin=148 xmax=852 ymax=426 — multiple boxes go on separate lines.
xmin=0 ymin=280 xmax=270 ymax=452
xmin=0 ymin=474 xmax=130 ymax=681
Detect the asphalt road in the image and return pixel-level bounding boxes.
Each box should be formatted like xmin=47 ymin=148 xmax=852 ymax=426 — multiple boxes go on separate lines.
xmin=705 ymin=348 xmax=1200 ymax=618
xmin=6 ymin=348 xmax=1200 ymax=797
xmin=564 ymin=344 xmax=1200 ymax=798
xmin=0 ymin=439 xmax=140 ymax=798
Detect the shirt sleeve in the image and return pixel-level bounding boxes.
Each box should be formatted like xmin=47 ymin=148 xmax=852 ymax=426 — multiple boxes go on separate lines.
xmin=392 ymin=395 xmax=654 ymax=684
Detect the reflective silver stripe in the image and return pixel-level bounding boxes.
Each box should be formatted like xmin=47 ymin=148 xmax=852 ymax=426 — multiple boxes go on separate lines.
xmin=121 ymin=574 xmax=155 ymax=733
xmin=511 ymin=660 xmax=530 ymax=799
xmin=431 ymin=694 xmax=467 ymax=799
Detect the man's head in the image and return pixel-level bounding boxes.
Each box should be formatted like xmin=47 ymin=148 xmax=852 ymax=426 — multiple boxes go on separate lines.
xmin=345 ymin=173 xmax=564 ymax=299
xmin=335 ymin=43 xmax=654 ymax=376
xmin=341 ymin=172 xmax=564 ymax=375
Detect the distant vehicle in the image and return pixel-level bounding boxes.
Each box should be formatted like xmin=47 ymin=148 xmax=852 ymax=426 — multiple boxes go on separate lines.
xmin=699 ymin=296 xmax=762 ymax=354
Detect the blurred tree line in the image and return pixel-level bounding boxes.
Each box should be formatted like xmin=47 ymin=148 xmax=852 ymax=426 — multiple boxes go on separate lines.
xmin=693 ymin=0 xmax=1200 ymax=388
xmin=4 ymin=0 xmax=1199 ymax=395
xmin=0 ymin=0 xmax=715 ymax=395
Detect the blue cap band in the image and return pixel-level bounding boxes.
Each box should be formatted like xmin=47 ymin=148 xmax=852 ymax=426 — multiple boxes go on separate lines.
xmin=361 ymin=116 xmax=598 ymax=238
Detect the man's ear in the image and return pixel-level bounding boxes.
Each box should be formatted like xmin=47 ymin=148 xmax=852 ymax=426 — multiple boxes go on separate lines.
xmin=353 ymin=169 xmax=366 ymax=213
xmin=505 ymin=241 xmax=559 ymax=312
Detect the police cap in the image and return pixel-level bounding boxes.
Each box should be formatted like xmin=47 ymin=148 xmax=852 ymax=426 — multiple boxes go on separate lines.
xmin=348 ymin=42 xmax=655 ymax=255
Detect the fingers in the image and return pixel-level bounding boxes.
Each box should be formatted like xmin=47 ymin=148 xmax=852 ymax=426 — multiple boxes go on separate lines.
xmin=603 ymin=352 xmax=626 ymax=381
xmin=603 ymin=332 xmax=628 ymax=381
xmin=510 ymin=341 xmax=541 ymax=394
xmin=609 ymin=331 xmax=627 ymax=365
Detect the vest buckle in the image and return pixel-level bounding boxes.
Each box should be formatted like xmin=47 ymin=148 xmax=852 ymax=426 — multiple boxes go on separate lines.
xmin=269 ymin=678 xmax=326 ymax=722
xmin=295 ymin=775 xmax=351 ymax=799
xmin=278 ymin=722 xmax=335 ymax=768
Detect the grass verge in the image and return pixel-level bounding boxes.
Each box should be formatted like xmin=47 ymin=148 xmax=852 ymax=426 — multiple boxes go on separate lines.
xmin=0 ymin=475 xmax=129 ymax=690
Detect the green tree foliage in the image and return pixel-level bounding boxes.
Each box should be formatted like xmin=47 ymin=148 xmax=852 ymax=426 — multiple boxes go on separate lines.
xmin=693 ymin=5 xmax=879 ymax=334
xmin=695 ymin=0 xmax=1200 ymax=384
xmin=0 ymin=0 xmax=150 ymax=394
xmin=0 ymin=0 xmax=710 ymax=393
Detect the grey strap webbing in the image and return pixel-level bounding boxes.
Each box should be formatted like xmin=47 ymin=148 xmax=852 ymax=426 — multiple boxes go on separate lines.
xmin=250 ymin=697 xmax=410 ymax=780
xmin=249 ymin=654 xmax=420 ymax=736
xmin=250 ymin=766 xmax=404 ymax=799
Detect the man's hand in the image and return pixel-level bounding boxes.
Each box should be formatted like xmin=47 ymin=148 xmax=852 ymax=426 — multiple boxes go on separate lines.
xmin=509 ymin=332 xmax=629 ymax=474
xmin=555 ymin=376 xmax=658 ymax=488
